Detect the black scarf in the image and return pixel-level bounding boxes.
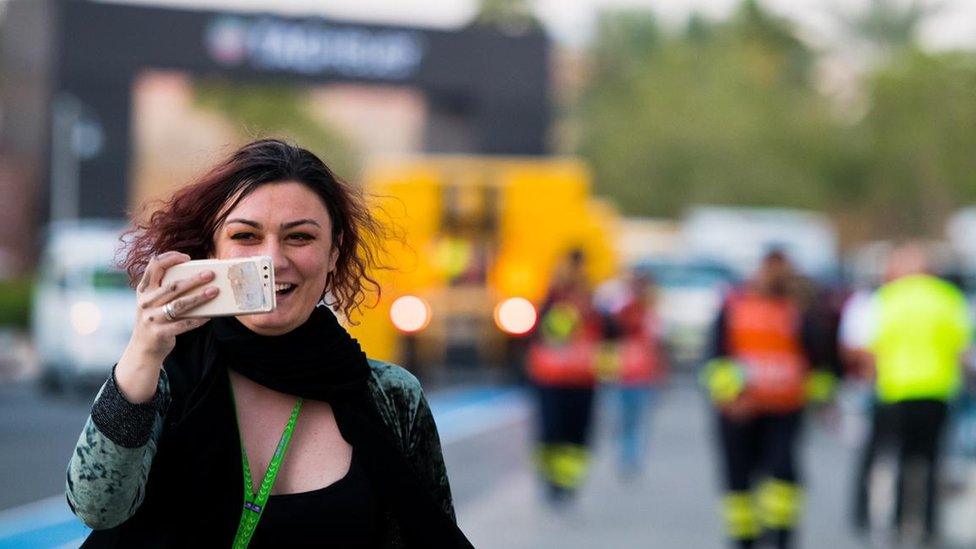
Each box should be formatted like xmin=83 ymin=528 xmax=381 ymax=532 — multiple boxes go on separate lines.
xmin=210 ymin=304 xmax=371 ymax=401
xmin=211 ymin=306 xmax=472 ymax=548
xmin=82 ymin=305 xmax=471 ymax=548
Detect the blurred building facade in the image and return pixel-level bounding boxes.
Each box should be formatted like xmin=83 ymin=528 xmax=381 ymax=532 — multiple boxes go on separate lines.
xmin=0 ymin=0 xmax=552 ymax=276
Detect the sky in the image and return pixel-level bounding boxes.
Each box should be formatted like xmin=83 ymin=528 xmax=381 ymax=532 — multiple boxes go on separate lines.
xmin=99 ymin=0 xmax=976 ymax=52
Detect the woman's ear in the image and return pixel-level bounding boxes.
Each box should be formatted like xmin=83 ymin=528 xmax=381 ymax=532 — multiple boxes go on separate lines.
xmin=328 ymin=235 xmax=341 ymax=273
xmin=328 ymin=247 xmax=339 ymax=274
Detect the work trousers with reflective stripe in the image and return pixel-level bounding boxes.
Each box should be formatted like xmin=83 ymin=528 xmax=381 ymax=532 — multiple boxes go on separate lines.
xmin=716 ymin=411 xmax=803 ymax=549
xmin=534 ymin=385 xmax=595 ymax=497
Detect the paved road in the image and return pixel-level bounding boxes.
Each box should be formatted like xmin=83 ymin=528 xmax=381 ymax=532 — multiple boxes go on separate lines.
xmin=0 ymin=383 xmax=98 ymax=511
xmin=454 ymin=381 xmax=862 ymax=548
xmin=453 ymin=380 xmax=976 ymax=548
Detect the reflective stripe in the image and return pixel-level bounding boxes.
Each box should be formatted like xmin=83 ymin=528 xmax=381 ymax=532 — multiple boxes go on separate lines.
xmin=757 ymin=479 xmax=802 ymax=529
xmin=535 ymin=444 xmax=590 ymax=489
xmin=701 ymin=359 xmax=745 ymax=404
xmin=541 ymin=303 xmax=581 ymax=343
xmin=804 ymin=370 xmax=836 ymax=403
xmin=722 ymin=492 xmax=760 ymax=539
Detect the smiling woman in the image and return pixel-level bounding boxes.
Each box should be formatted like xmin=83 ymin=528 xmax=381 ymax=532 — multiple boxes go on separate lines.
xmin=64 ymin=139 xmax=472 ymax=548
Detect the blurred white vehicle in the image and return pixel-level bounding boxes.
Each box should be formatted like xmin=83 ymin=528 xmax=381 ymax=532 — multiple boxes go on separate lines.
xmin=632 ymin=258 xmax=737 ymax=369
xmin=32 ymin=220 xmax=135 ymax=392
xmin=682 ymin=206 xmax=839 ymax=281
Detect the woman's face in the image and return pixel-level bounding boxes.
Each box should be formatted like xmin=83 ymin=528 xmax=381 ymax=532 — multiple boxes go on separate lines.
xmin=212 ymin=181 xmax=337 ymax=336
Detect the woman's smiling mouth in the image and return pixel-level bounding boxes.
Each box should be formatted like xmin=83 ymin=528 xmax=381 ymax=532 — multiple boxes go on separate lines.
xmin=274 ymin=282 xmax=297 ymax=296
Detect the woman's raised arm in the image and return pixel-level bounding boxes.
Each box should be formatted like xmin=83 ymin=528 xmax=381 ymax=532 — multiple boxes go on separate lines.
xmin=65 ymin=366 xmax=171 ymax=529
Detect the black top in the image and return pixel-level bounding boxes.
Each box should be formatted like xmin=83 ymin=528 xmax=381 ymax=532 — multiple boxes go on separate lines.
xmin=249 ymin=447 xmax=380 ymax=548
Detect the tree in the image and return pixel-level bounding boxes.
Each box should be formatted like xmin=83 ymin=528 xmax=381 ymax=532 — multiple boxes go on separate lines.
xmin=859 ymin=51 xmax=976 ymax=236
xmin=834 ymin=0 xmax=944 ymax=54
xmin=577 ymin=2 xmax=866 ymax=218
xmin=474 ymin=0 xmax=540 ymax=33
xmin=574 ymin=0 xmax=976 ymax=241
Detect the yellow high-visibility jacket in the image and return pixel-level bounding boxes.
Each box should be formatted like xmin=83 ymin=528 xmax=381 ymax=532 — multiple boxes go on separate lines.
xmin=871 ymin=274 xmax=972 ymax=403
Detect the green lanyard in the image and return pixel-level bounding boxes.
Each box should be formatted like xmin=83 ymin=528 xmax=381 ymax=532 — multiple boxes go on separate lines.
xmin=230 ymin=391 xmax=304 ymax=549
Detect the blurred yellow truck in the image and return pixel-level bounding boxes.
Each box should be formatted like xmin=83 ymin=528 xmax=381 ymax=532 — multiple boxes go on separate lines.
xmin=347 ymin=155 xmax=618 ymax=377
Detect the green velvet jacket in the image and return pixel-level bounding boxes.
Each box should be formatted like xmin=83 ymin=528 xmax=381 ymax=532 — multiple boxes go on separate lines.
xmin=66 ymin=355 xmax=455 ymax=547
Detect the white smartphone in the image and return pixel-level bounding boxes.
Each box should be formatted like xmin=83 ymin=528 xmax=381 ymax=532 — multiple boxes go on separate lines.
xmin=158 ymin=256 xmax=276 ymax=317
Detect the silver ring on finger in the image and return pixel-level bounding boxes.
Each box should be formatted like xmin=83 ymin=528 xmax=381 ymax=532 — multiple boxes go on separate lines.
xmin=163 ymin=301 xmax=177 ymax=322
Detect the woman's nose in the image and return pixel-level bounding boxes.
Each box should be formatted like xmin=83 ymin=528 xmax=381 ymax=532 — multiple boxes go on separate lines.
xmin=262 ymin=240 xmax=291 ymax=272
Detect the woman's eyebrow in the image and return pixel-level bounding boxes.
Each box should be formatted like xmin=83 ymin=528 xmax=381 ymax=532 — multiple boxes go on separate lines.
xmin=225 ymin=218 xmax=321 ymax=229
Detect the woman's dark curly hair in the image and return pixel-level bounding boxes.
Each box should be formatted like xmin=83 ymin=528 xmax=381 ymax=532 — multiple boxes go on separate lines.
xmin=120 ymin=139 xmax=390 ymax=322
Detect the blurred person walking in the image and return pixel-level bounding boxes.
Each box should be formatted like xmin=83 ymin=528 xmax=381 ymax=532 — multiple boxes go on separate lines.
xmin=838 ymin=284 xmax=878 ymax=383
xmin=835 ymin=275 xmax=883 ymax=485
xmin=701 ymin=249 xmax=835 ymax=549
xmin=527 ymin=248 xmax=601 ymax=505
xmin=852 ymin=244 xmax=971 ymax=544
xmin=595 ymin=271 xmax=668 ymax=479
xmin=844 ymin=247 xmax=904 ymax=536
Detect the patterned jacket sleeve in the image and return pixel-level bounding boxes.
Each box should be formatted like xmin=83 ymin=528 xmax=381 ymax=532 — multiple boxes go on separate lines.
xmin=405 ymin=388 xmax=456 ymax=521
xmin=65 ymin=365 xmax=170 ymax=529
xmin=368 ymin=361 xmax=457 ymax=522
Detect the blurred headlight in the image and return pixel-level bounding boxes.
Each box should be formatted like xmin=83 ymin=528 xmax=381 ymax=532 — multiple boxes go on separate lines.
xmin=71 ymin=301 xmax=102 ymax=335
xmin=390 ymin=295 xmax=431 ymax=334
xmin=494 ymin=297 xmax=536 ymax=336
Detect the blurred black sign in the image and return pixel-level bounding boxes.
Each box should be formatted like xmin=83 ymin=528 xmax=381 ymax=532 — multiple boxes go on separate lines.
xmin=205 ymin=16 xmax=425 ymax=80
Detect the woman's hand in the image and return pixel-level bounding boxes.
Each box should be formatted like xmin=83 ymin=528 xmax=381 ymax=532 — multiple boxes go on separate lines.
xmin=130 ymin=251 xmax=219 ymax=360
xmin=115 ymin=251 xmax=219 ymax=404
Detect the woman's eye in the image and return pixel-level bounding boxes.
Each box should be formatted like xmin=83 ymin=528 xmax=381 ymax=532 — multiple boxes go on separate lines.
xmin=230 ymin=232 xmax=313 ymax=242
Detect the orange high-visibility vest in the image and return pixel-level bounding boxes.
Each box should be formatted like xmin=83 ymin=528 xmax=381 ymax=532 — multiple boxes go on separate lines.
xmin=528 ymin=295 xmax=600 ymax=387
xmin=527 ymin=339 xmax=598 ymax=387
xmin=726 ymin=291 xmax=809 ymax=413
xmin=615 ymin=300 xmax=666 ymax=385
